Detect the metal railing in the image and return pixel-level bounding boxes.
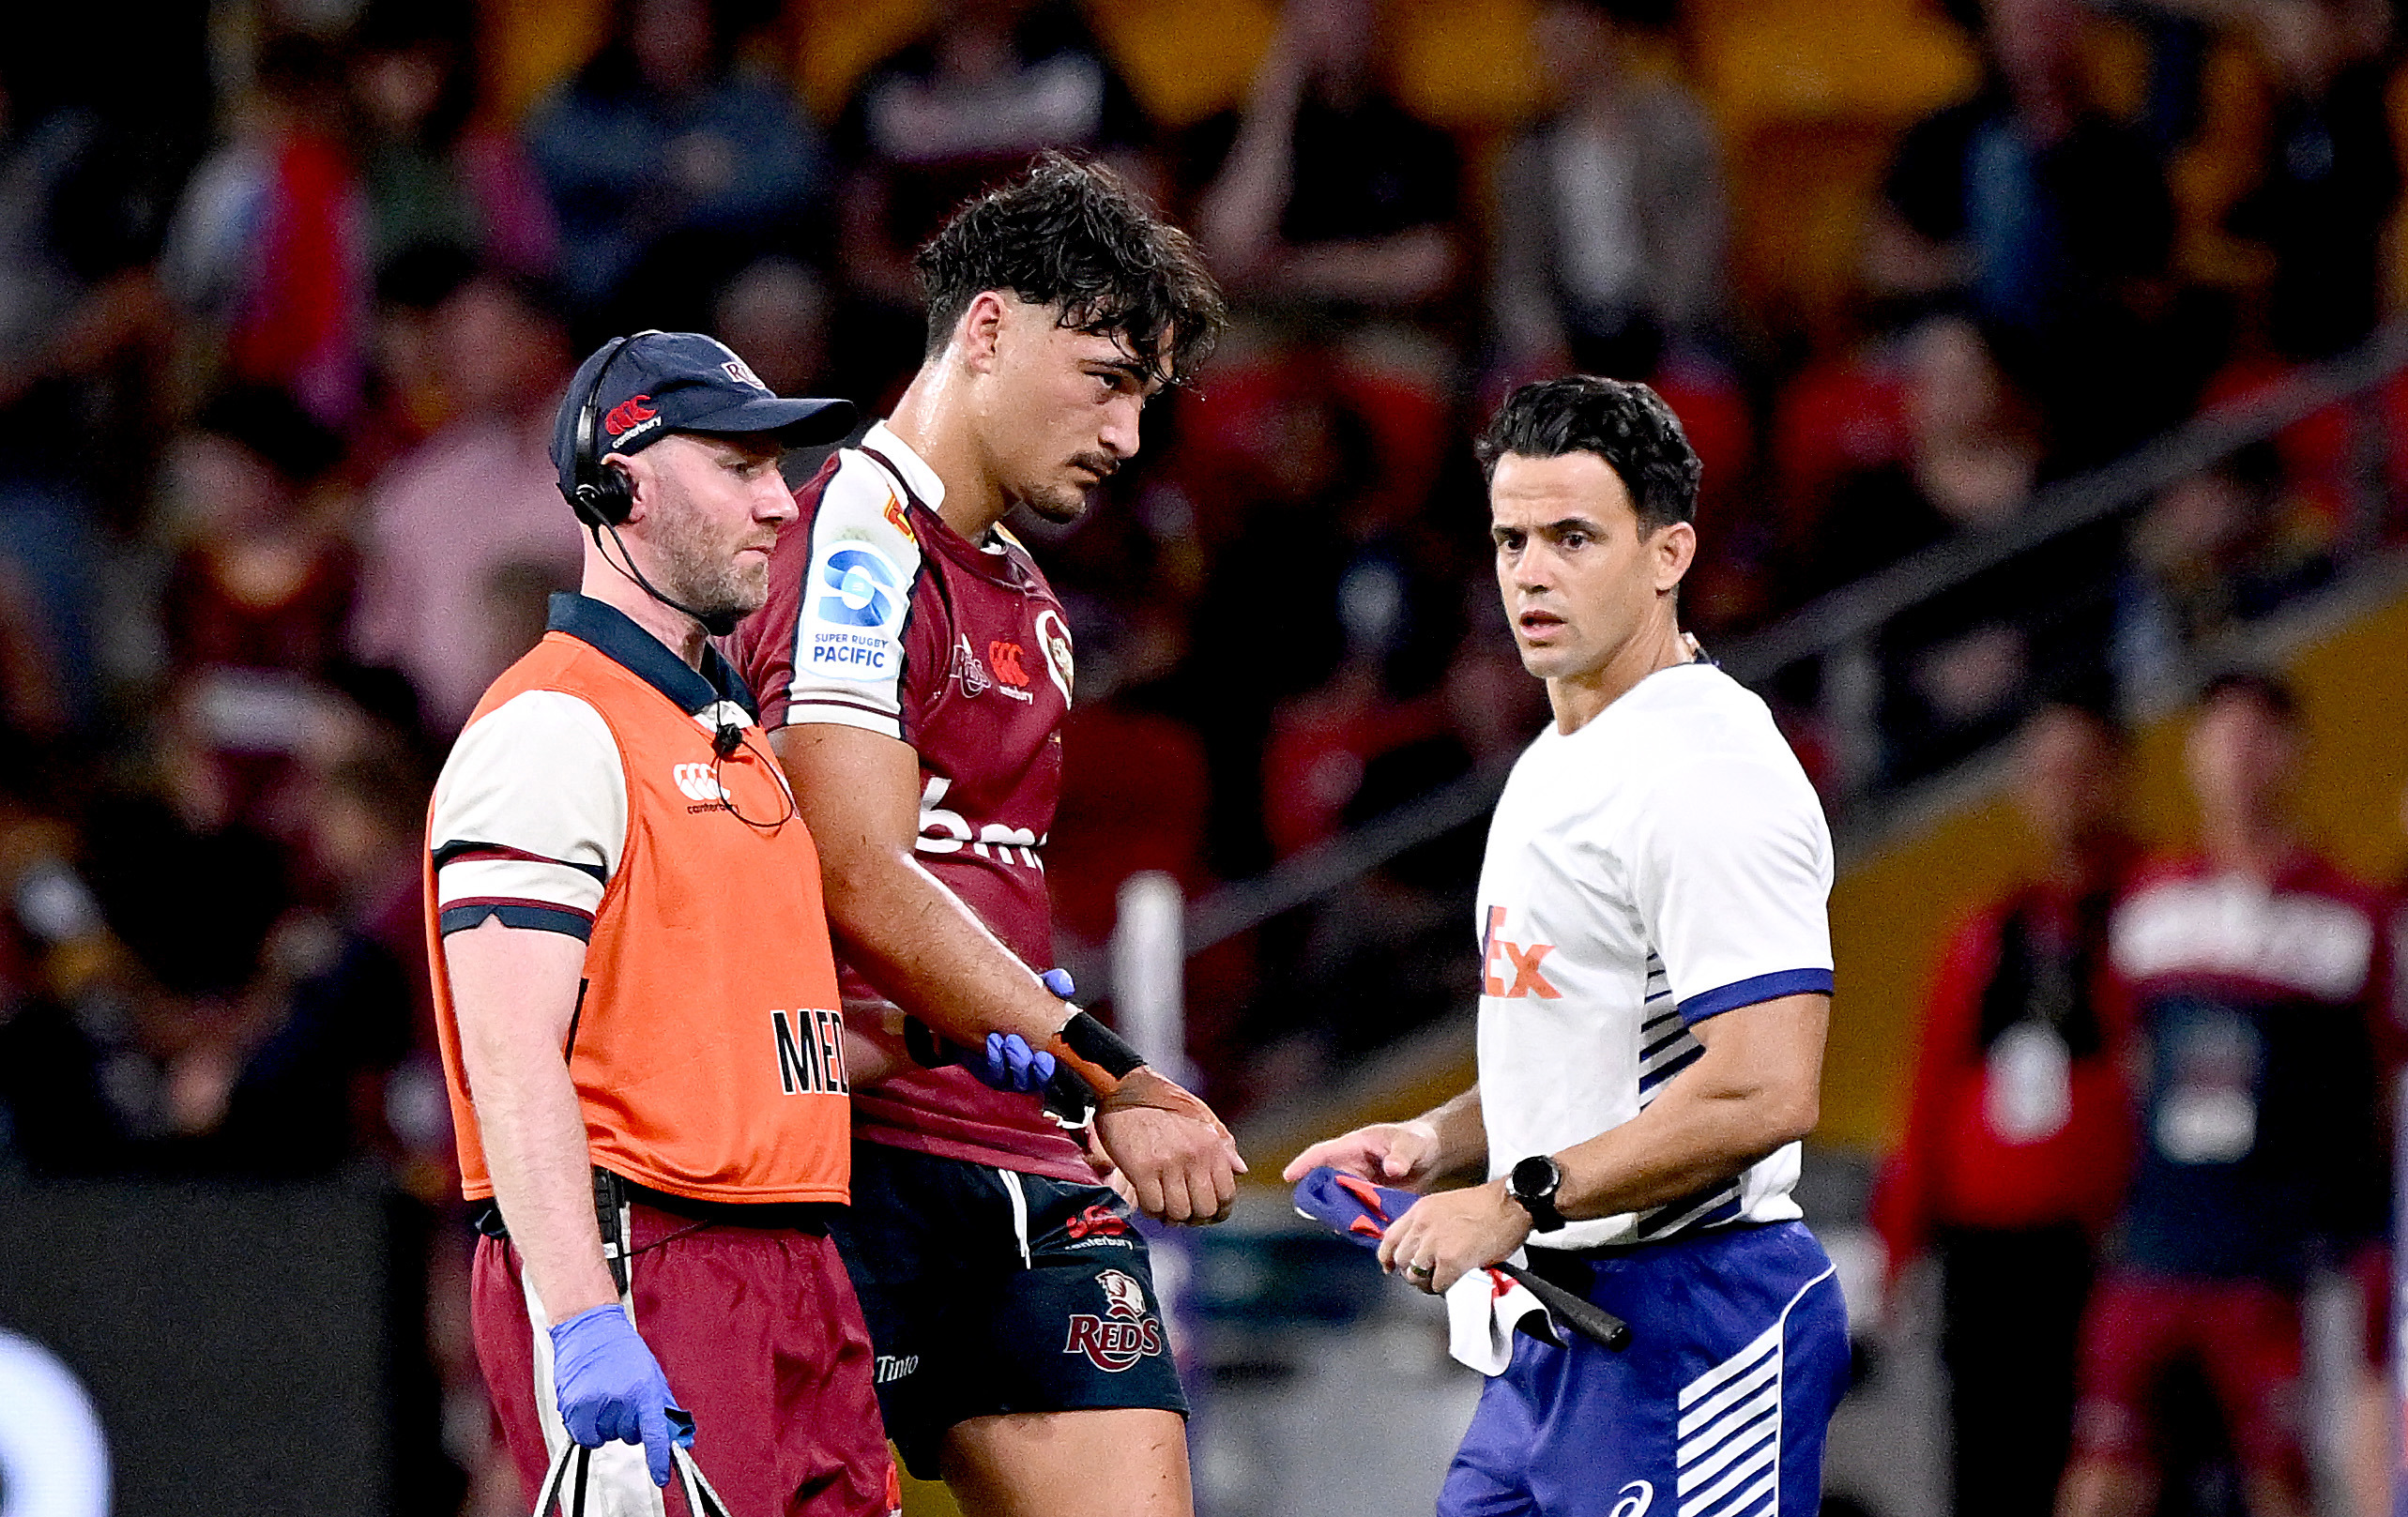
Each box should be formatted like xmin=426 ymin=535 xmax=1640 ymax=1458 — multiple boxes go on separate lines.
xmin=1107 ymin=319 xmax=2408 ymax=1000
xmin=1724 ymin=321 xmax=2408 ymax=795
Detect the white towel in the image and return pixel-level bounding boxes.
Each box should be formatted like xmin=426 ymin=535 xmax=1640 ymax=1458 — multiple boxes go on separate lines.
xmin=1444 ymin=1251 xmax=1562 ymax=1375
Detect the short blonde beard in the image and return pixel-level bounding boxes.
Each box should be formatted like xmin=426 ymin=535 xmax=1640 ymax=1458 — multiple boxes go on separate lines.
xmin=641 ymin=462 xmax=765 ymax=623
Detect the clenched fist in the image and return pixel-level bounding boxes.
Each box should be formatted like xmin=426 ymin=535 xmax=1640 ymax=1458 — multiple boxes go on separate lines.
xmin=1094 ymin=1067 xmax=1245 ymax=1224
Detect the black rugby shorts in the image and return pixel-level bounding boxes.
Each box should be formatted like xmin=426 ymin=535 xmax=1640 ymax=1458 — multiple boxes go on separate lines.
xmin=829 ymin=1140 xmax=1189 ymax=1479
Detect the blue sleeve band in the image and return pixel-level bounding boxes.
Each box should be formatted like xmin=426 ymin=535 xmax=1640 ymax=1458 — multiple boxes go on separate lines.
xmin=1676 ymin=967 xmax=1834 ymax=1027
xmin=439 ymin=902 xmax=595 ymax=942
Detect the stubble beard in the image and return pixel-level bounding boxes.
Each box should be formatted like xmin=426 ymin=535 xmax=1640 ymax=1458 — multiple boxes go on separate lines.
xmin=1018 ymin=484 xmax=1091 ymax=525
xmin=1015 ymin=449 xmax=1120 ymax=526
xmin=649 ymin=487 xmax=770 ymax=622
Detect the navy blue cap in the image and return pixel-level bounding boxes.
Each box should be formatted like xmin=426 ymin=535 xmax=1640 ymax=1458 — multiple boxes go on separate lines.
xmin=552 ymin=331 xmax=857 ymax=495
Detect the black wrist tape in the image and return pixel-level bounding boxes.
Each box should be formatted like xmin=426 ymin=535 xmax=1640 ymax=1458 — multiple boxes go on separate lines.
xmin=1043 ymin=1066 xmax=1098 ymax=1125
xmin=902 ymin=1016 xmax=957 ymax=1069
xmin=1057 ymin=1010 xmax=1146 ymax=1081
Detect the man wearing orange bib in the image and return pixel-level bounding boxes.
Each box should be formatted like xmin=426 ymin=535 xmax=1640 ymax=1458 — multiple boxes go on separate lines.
xmin=425 ymin=331 xmax=894 ymax=1514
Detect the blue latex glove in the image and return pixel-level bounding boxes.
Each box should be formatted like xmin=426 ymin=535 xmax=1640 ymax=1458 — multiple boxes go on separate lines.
xmin=968 ymin=970 xmax=1075 ymax=1091
xmin=547 ymin=1304 xmax=693 ymax=1486
xmin=1291 ymin=1165 xmax=1419 ymax=1250
xmin=978 ymin=1032 xmax=1058 ymax=1091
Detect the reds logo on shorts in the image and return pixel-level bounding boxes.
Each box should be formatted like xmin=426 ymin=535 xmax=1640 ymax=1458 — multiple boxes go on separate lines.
xmin=1063 ymin=1268 xmax=1166 ymax=1373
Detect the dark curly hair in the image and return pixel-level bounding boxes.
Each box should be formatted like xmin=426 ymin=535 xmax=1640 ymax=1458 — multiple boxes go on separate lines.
xmin=914 ymin=152 xmax=1227 ymax=386
xmin=1474 ymin=376 xmax=1702 ymax=533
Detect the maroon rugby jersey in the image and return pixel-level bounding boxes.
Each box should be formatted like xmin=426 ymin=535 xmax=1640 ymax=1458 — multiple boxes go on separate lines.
xmin=727 ymin=421 xmax=1090 ymax=1181
xmin=2107 ymin=849 xmax=2395 ymax=1282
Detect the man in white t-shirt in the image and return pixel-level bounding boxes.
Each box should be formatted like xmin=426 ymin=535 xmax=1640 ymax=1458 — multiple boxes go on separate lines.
xmin=1287 ymin=375 xmax=1849 ymax=1517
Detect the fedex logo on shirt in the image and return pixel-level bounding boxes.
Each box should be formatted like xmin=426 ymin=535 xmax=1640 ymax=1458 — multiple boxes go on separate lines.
xmin=1481 ymin=905 xmax=1560 ymax=999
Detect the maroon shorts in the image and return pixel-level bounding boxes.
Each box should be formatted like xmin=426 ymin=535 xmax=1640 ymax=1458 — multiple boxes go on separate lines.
xmin=472 ymin=1201 xmax=899 ymax=1516
xmin=2070 ymin=1269 xmax=2306 ymax=1489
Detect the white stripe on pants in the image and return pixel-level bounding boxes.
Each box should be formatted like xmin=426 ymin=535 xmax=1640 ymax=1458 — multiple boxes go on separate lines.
xmin=518 ymin=1260 xmax=666 ymax=1515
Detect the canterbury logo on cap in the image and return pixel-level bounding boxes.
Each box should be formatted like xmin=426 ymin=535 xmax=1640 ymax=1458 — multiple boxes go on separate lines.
xmin=602 ymin=395 xmax=658 ymax=436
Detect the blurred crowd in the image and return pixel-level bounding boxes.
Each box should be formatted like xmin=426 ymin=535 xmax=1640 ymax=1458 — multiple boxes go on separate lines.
xmin=1874 ymin=675 xmax=2406 ymax=1517
xmin=0 ymin=0 xmax=2404 ymax=1353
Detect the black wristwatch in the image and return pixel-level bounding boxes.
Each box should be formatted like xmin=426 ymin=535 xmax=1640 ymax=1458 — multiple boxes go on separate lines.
xmin=1507 ymin=1154 xmax=1568 ymax=1233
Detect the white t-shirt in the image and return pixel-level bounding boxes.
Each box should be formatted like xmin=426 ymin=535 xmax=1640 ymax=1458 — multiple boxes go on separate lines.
xmin=428 ymin=688 xmax=625 ymax=941
xmin=1475 ymin=660 xmax=1835 ymax=1250
xmin=426 ymin=596 xmax=758 ymax=942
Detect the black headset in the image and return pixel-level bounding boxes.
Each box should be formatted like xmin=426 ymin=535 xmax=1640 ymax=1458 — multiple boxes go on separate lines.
xmin=562 ymin=327 xmax=752 ymax=641
xmin=566 ymin=329 xmax=664 ymax=526
xmin=558 ymin=330 xmax=796 ymax=829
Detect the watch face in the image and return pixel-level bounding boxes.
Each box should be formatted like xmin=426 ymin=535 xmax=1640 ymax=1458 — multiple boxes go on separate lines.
xmin=1511 ymin=1155 xmax=1559 ymax=1200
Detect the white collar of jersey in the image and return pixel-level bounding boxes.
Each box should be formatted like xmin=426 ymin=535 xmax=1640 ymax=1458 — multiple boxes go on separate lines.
xmin=861 ymin=419 xmax=946 ymax=511
xmin=693 ymin=701 xmax=750 ymax=736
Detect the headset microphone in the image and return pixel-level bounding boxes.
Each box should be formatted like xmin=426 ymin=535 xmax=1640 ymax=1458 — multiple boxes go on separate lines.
xmin=592 ymin=518 xmax=746 ymax=637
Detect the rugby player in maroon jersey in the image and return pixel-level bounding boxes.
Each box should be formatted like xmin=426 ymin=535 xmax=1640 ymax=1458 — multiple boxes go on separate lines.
xmin=725 ymin=156 xmax=1238 ymax=1516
